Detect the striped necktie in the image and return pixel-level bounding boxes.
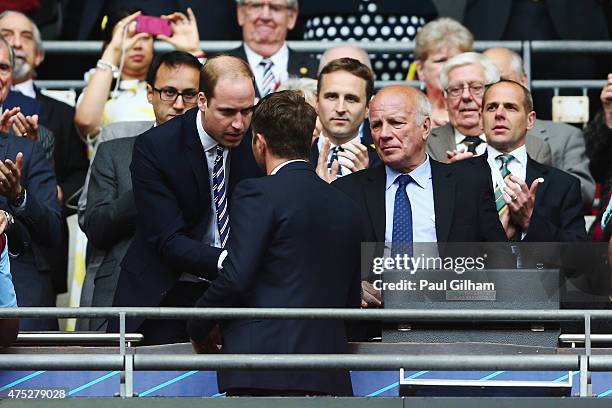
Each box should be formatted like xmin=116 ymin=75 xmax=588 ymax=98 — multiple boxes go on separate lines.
xmin=259 ymin=58 xmax=276 ymax=96
xmin=328 ymin=145 xmax=344 ymax=176
xmin=212 ymin=146 xmax=229 ymax=247
xmin=494 ymin=153 xmax=514 ymax=216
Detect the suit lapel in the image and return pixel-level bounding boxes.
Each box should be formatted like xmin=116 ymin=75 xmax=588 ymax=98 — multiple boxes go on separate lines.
xmin=431 ymin=160 xmax=455 ymax=242
xmin=525 ymin=156 xmax=549 ymax=208
xmin=364 ymin=165 xmax=387 ymax=242
xmin=428 ymin=123 xmax=455 ymax=161
xmin=287 ymin=47 xmax=314 ymax=78
xmin=184 ymin=109 xmax=211 ymax=204
xmin=309 ymin=138 xmax=320 ymax=166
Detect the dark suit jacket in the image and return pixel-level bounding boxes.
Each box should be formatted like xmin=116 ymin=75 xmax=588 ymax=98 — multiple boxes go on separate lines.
xmin=4 ymin=90 xmax=42 ymax=117
xmin=83 ymin=137 xmax=138 ymax=331
xmin=0 ymin=132 xmax=61 ymax=328
xmin=472 ymin=153 xmax=586 ymax=242
xmin=113 ymin=107 xmax=262 ymax=332
xmin=188 ymin=161 xmax=361 ymax=396
xmin=332 ymin=160 xmax=507 ymax=245
xmin=226 ymin=44 xmax=318 ymax=98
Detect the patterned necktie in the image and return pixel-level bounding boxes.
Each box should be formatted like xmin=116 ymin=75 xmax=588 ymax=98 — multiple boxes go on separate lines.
xmin=212 ymin=146 xmax=229 ymax=247
xmin=328 ymin=145 xmax=344 ymax=176
xmin=392 ymin=174 xmax=413 ymax=257
xmin=461 ymin=135 xmax=483 ymax=154
xmin=259 ymin=58 xmax=276 ymax=96
xmin=494 ymin=153 xmax=514 ymax=216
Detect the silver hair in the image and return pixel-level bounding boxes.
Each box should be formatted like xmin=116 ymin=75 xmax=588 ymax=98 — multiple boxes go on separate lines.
xmin=414 ymin=89 xmax=432 ymax=126
xmin=0 ymin=10 xmax=44 ymax=52
xmin=506 ymin=50 xmax=525 ymax=80
xmin=279 ymin=77 xmax=317 ymax=102
xmin=439 ymin=52 xmax=500 ymax=92
xmin=237 ymin=0 xmax=298 ymax=8
xmin=0 ymin=36 xmax=15 ymax=70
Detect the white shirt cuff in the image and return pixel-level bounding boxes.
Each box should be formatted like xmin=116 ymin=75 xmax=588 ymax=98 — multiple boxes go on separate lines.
xmin=217 ymin=250 xmax=228 ymax=271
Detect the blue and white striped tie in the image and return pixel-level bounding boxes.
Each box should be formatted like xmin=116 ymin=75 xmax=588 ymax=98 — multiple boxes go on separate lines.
xmin=212 ymin=146 xmax=229 ymax=247
xmin=260 ymin=58 xmax=276 ymax=96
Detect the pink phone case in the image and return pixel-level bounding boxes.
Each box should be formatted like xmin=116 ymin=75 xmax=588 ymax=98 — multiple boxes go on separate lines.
xmin=135 ymin=15 xmax=172 ymax=37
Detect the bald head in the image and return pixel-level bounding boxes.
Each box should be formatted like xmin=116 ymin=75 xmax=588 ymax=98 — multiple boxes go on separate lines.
xmin=369 ymin=85 xmax=432 ymax=173
xmin=201 ymin=55 xmax=255 ymax=99
xmin=483 ymin=48 xmax=527 ymax=86
xmin=318 ymin=45 xmax=372 ymax=74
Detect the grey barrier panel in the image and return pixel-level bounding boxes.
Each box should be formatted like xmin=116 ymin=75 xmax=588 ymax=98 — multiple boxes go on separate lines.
xmin=0 ymin=354 xmax=123 ymax=370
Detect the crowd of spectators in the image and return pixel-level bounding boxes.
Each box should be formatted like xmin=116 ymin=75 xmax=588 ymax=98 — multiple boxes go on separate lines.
xmin=0 ymin=1 xmax=612 ymax=395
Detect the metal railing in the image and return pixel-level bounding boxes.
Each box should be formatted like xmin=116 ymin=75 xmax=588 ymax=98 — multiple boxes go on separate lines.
xmin=34 ymin=40 xmax=612 ymax=94
xmin=2 ymin=307 xmax=612 ymax=398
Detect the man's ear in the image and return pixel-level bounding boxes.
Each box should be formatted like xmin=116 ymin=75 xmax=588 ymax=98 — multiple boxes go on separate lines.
xmin=34 ymin=50 xmax=44 ymax=68
xmin=421 ymin=116 xmax=432 ymax=141
xmin=197 ymin=92 xmax=207 ymax=111
xmin=146 ymin=84 xmax=154 ymax=105
xmin=237 ymin=3 xmax=246 ymax=27
xmin=526 ymin=110 xmax=536 ymax=130
xmin=287 ymin=8 xmax=298 ymax=30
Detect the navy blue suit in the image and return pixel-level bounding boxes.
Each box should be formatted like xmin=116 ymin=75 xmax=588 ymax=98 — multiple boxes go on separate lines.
xmin=188 ymin=161 xmax=362 ymax=396
xmin=0 ymin=132 xmax=61 ymax=330
xmin=112 ymin=107 xmax=262 ymax=335
xmin=4 ymin=90 xmax=42 ymax=117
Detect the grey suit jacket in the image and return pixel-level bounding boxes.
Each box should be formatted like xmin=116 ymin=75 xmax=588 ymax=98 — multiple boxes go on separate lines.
xmin=426 ymin=123 xmax=553 ymax=166
xmin=528 ymin=119 xmax=595 ymax=207
xmin=76 ymin=121 xmax=153 ymax=331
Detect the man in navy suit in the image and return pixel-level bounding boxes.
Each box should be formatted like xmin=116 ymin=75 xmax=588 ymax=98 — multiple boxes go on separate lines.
xmin=188 ymin=90 xmax=362 ymax=396
xmin=111 ymin=56 xmax=263 ymax=344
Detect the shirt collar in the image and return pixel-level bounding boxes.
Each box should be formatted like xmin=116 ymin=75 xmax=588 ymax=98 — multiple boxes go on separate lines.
xmin=243 ymin=41 xmax=289 ymax=69
xmin=486 ymin=143 xmax=528 ymax=167
xmin=385 ymin=154 xmax=432 ymax=191
xmin=196 ymin=109 xmax=219 ymax=152
xmin=12 ymin=79 xmax=36 ymax=99
xmin=270 ymin=159 xmax=309 ymax=175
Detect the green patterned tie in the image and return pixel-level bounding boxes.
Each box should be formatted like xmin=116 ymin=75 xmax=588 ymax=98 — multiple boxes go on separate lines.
xmin=494 ymin=154 xmax=514 ymax=216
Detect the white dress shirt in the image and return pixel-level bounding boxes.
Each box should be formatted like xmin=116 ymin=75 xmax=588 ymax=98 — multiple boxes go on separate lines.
xmin=12 ymin=79 xmax=36 ymax=99
xmin=270 ymin=159 xmax=308 ymax=175
xmin=486 ymin=144 xmax=528 ymax=196
xmin=243 ymin=42 xmax=289 ymax=97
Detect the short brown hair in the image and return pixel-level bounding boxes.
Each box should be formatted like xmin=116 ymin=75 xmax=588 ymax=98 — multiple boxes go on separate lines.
xmin=200 ymin=55 xmax=255 ymax=98
xmin=483 ymin=79 xmax=533 ymax=113
xmin=317 ymin=57 xmax=374 ymax=102
xmin=251 ymin=90 xmax=316 ymax=159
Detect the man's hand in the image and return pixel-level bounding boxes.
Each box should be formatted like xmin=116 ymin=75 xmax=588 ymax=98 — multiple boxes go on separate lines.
xmin=0 ymin=152 xmax=23 ymax=205
xmin=446 ymin=147 xmax=474 ymax=164
xmin=0 ymin=107 xmax=21 ymax=133
xmin=503 ymin=175 xmax=543 ymax=232
xmin=190 ymin=325 xmax=222 ymax=354
xmin=315 ymin=137 xmax=339 ymax=183
xmin=0 ymin=211 xmax=9 ymax=234
xmin=102 ymin=11 xmax=150 ymax=65
xmin=499 ymin=207 xmax=518 ymax=240
xmin=361 ymin=280 xmax=382 ymax=308
xmin=159 ymin=8 xmax=201 ymax=55
xmin=337 ymin=142 xmax=369 ymax=173
xmin=601 ymin=73 xmax=612 ymax=128
xmin=11 ymin=113 xmax=39 ymax=141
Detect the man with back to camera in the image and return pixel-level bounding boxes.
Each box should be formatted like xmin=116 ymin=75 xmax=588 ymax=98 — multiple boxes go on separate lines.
xmin=110 ymin=55 xmax=262 ymax=344
xmin=189 ymin=90 xmax=362 ymax=396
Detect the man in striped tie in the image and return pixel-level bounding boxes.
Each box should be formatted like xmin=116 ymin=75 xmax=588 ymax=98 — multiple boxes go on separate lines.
xmin=111 ymin=56 xmax=263 ymax=344
xmin=479 ymin=79 xmax=586 ymax=242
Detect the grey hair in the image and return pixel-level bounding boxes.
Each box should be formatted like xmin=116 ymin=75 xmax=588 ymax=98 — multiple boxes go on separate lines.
xmin=237 ymin=0 xmax=298 ymax=8
xmin=0 ymin=36 xmax=15 ymax=70
xmin=506 ymin=50 xmax=525 ymax=80
xmin=280 ymin=77 xmax=317 ymax=100
xmin=415 ymin=17 xmax=473 ymax=61
xmin=439 ymin=52 xmax=500 ymax=92
xmin=0 ymin=10 xmax=44 ymax=52
xmin=414 ymin=89 xmax=432 ymax=126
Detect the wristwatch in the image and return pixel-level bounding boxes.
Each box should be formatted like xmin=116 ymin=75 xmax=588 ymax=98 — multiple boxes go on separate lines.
xmin=1 ymin=210 xmax=14 ymax=228
xmin=12 ymin=189 xmax=25 ymax=208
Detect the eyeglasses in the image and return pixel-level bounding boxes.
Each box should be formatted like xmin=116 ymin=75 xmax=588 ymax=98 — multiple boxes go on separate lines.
xmin=243 ymin=1 xmax=293 ymax=14
xmin=445 ymin=82 xmax=486 ymax=99
xmin=153 ymin=87 xmax=199 ymax=104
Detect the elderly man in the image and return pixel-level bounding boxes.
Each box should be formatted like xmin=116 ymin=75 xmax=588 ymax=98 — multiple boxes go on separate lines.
xmin=228 ymin=0 xmax=317 ymax=97
xmin=110 ymin=56 xmax=263 ymax=344
xmin=333 ymin=85 xmax=505 ymax=310
xmin=483 ymin=47 xmax=595 ymax=208
xmin=426 ymin=52 xmax=551 ymax=166
xmin=478 ymin=79 xmax=586 ymax=242
xmin=0 ymin=37 xmax=61 ymax=330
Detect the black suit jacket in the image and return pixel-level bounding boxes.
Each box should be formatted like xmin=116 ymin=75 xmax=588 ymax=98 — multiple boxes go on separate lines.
xmin=188 ymin=161 xmax=361 ymax=396
xmin=333 ymin=159 xmax=506 ymax=244
xmin=226 ymin=44 xmax=318 ymax=98
xmin=472 ymin=154 xmax=586 ymax=242
xmin=0 ymin=132 xmax=61 ymax=314
xmin=113 ymin=107 xmax=262 ymax=331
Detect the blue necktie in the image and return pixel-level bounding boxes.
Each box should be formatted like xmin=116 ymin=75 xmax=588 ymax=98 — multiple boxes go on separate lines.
xmin=212 ymin=146 xmax=229 ymax=247
xmin=392 ymin=174 xmax=413 ymax=257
